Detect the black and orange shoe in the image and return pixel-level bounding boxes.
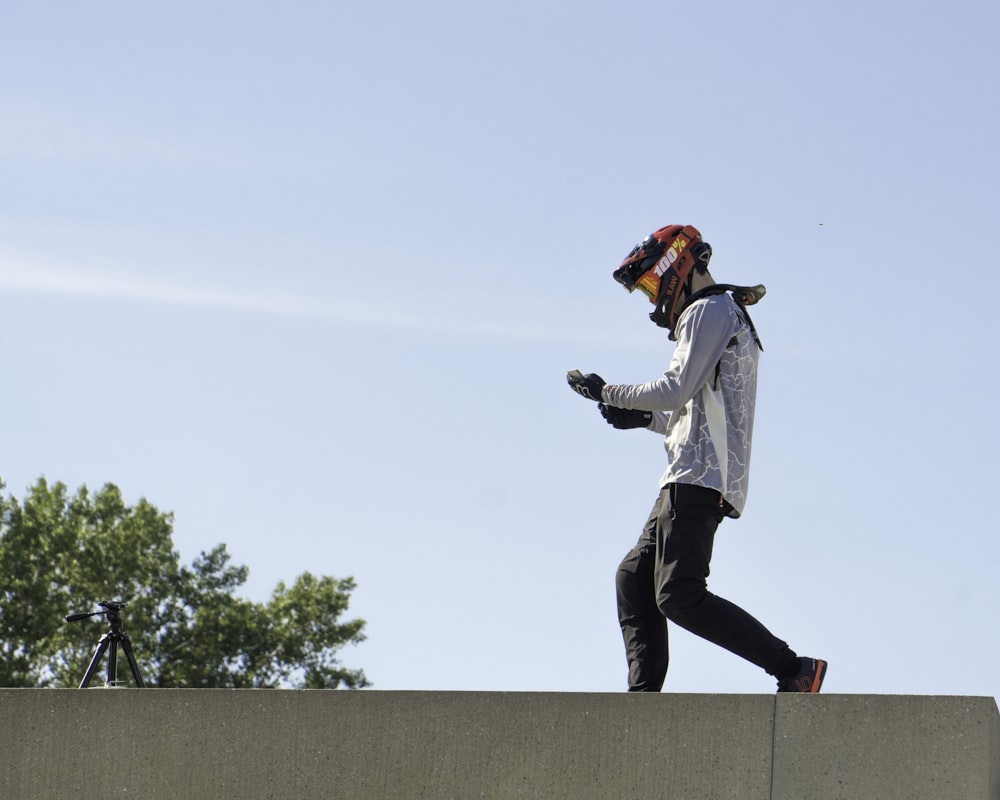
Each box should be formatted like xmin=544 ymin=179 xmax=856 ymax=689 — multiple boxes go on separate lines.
xmin=777 ymin=657 xmax=828 ymax=693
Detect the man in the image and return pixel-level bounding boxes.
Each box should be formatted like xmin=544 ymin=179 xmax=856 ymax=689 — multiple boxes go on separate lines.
xmin=568 ymin=224 xmax=826 ymax=693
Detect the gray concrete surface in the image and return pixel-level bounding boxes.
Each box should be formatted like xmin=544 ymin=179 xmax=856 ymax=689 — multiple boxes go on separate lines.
xmin=771 ymin=694 xmax=1000 ymax=800
xmin=0 ymin=690 xmax=996 ymax=800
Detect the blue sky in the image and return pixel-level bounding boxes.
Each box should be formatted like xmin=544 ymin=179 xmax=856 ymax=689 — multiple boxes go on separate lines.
xmin=2 ymin=0 xmax=998 ymax=696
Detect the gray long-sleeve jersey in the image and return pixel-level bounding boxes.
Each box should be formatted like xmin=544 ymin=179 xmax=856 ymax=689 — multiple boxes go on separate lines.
xmin=601 ymin=293 xmax=759 ymax=517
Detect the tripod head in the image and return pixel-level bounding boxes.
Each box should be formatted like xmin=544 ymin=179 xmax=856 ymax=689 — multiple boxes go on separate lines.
xmin=66 ymin=600 xmax=129 ymax=625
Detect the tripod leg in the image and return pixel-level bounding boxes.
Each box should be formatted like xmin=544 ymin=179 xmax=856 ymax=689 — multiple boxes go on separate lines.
xmin=119 ymin=634 xmax=146 ymax=688
xmin=107 ymin=638 xmax=119 ymax=687
xmin=79 ymin=635 xmax=111 ymax=689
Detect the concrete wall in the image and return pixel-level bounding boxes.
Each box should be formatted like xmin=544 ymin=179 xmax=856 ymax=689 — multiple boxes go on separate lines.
xmin=0 ymin=690 xmax=997 ymax=800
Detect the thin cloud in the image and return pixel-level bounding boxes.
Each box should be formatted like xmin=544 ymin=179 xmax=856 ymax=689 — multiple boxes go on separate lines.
xmin=0 ymin=258 xmax=634 ymax=345
xmin=0 ymin=100 xmax=251 ymax=172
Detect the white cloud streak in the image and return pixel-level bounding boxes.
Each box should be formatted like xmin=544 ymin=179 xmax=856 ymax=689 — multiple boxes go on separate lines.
xmin=0 ymin=258 xmax=634 ymax=345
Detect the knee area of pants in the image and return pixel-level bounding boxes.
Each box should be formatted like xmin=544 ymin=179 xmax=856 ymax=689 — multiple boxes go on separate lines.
xmin=658 ymin=589 xmax=706 ymax=618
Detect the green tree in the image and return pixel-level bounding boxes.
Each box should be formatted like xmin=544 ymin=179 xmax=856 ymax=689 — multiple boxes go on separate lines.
xmin=0 ymin=477 xmax=369 ymax=689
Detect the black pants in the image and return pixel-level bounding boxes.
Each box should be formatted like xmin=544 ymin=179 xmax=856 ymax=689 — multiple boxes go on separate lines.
xmin=615 ymin=483 xmax=796 ymax=691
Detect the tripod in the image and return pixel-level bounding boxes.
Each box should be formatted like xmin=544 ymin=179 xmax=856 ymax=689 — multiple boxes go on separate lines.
xmin=66 ymin=600 xmax=146 ymax=688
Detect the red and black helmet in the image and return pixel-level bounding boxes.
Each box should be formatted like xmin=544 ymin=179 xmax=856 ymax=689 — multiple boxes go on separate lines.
xmin=612 ymin=224 xmax=713 ymax=329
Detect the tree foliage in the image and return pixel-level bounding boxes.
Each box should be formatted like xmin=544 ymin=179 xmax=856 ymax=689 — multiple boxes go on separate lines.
xmin=0 ymin=477 xmax=368 ymax=689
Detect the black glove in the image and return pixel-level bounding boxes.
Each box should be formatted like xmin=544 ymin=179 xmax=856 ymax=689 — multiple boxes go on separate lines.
xmin=567 ymin=370 xmax=606 ymax=402
xmin=599 ymin=403 xmax=652 ymax=430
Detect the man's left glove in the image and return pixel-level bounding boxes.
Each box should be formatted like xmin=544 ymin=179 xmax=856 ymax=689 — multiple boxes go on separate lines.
xmin=600 ymin=403 xmax=652 ymax=430
xmin=567 ymin=370 xmax=606 ymax=402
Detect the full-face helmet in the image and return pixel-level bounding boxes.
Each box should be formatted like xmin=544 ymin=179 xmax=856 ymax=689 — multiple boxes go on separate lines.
xmin=612 ymin=224 xmax=713 ymax=329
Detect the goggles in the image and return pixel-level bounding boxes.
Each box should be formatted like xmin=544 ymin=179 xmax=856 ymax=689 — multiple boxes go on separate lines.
xmin=612 ymin=242 xmax=667 ymax=302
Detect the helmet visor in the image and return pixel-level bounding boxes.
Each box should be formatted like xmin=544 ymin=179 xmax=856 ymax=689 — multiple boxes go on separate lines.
xmin=612 ymin=250 xmax=668 ymax=304
xmin=613 ymin=239 xmax=665 ymax=298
